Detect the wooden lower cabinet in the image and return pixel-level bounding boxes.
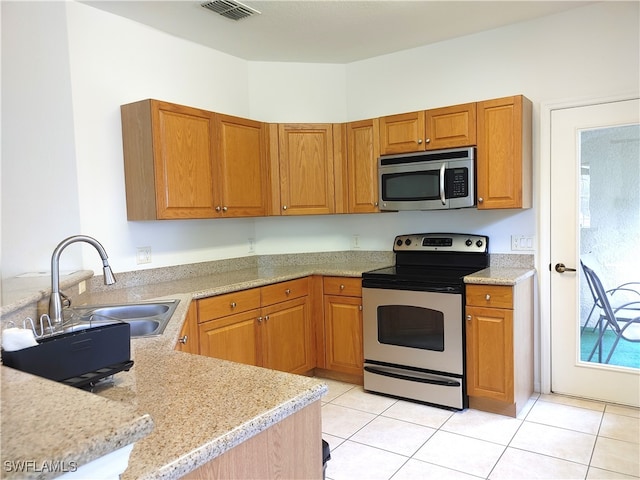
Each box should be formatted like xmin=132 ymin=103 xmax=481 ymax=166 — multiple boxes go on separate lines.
xmin=183 ymin=400 xmax=322 ymax=480
xmin=197 ymin=278 xmax=314 ymax=375
xmin=175 ymin=301 xmax=200 ymax=354
xmin=465 ymin=277 xmax=534 ymax=417
xmin=261 ymin=296 xmax=314 ymax=374
xmin=321 ymin=277 xmax=364 ymax=381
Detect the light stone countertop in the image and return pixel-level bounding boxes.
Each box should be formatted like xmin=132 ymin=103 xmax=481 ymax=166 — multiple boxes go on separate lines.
xmin=464 ymin=267 xmax=536 ymax=286
xmin=1 ymin=257 xmax=392 ymax=480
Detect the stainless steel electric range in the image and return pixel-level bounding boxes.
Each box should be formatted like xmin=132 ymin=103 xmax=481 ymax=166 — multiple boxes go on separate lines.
xmin=362 ymin=233 xmax=489 ymax=410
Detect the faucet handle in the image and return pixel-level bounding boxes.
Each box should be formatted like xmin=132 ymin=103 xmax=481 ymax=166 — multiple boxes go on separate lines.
xmin=60 ymin=292 xmax=72 ymax=309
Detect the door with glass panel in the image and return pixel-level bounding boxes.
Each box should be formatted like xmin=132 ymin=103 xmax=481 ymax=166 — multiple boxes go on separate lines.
xmin=551 ymin=98 xmax=639 ymax=406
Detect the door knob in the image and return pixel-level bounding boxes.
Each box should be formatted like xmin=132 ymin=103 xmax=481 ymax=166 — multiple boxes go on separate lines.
xmin=555 ymin=263 xmax=577 ymax=273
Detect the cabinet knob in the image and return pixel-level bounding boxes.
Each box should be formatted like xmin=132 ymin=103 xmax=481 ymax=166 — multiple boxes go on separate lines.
xmin=178 ymin=335 xmax=188 ymax=344
xmin=374 ymin=202 xmax=378 ymax=207
xmin=285 ymin=288 xmax=291 ymax=295
xmin=340 ymin=284 xmax=345 ymax=290
xmin=359 ymin=305 xmax=363 ymax=311
xmin=257 ymin=316 xmax=263 ymax=323
xmin=222 ymin=206 xmax=228 ymax=212
xmin=230 ymin=302 xmax=237 ymax=308
xmin=264 ymin=315 xmax=270 ymax=321
xmin=425 ymin=138 xmax=431 ymax=144
xmin=215 ymin=206 xmax=222 ymax=212
xmin=485 ymin=294 xmax=491 ymax=301
xmin=417 ymin=138 xmax=423 ymax=144
xmin=466 ymin=315 xmax=472 ymax=321
xmin=282 ymin=205 xmax=288 ymax=210
xmin=478 ymin=197 xmax=484 ymax=203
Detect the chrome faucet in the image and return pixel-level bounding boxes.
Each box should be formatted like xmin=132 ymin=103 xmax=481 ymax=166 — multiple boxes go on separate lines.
xmin=49 ymin=235 xmax=116 ymax=324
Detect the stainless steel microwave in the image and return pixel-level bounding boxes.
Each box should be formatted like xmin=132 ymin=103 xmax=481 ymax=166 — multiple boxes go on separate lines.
xmin=378 ymin=147 xmax=476 ymax=211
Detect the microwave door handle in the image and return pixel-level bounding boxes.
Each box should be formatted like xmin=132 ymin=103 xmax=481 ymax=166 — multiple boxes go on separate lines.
xmin=440 ymin=163 xmax=446 ymax=205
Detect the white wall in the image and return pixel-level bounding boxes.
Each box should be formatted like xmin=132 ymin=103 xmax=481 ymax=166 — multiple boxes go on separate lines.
xmin=1 ymin=2 xmax=82 ymax=276
xmin=2 ymin=1 xmax=638 ymax=278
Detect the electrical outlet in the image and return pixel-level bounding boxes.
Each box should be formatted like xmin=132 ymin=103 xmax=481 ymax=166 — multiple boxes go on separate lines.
xmin=248 ymin=238 xmax=255 ymax=253
xmin=511 ymin=235 xmax=535 ymax=251
xmin=352 ymin=235 xmax=361 ymax=250
xmin=136 ymin=246 xmax=152 ymax=264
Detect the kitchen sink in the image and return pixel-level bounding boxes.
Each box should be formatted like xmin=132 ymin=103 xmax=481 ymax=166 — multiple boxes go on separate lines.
xmin=64 ymin=300 xmax=179 ymax=337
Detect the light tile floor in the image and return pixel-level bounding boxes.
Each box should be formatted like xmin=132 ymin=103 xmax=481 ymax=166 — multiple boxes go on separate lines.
xmin=320 ymin=379 xmax=640 ymax=480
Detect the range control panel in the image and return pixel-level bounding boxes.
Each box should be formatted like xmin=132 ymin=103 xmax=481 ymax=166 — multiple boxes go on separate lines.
xmin=393 ymin=233 xmax=489 ymax=254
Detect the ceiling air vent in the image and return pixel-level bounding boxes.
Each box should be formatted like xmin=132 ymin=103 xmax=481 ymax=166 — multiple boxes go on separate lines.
xmin=201 ymin=0 xmax=261 ymax=21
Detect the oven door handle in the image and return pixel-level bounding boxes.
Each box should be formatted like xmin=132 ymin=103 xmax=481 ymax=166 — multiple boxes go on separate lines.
xmin=439 ymin=163 xmax=446 ymax=205
xmin=364 ymin=365 xmax=460 ymax=387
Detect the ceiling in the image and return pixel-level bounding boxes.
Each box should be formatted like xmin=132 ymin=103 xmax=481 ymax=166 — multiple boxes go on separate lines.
xmin=83 ymin=0 xmax=592 ymax=64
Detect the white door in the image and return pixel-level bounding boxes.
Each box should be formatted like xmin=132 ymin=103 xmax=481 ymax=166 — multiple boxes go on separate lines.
xmin=550 ymin=98 xmax=640 ymax=406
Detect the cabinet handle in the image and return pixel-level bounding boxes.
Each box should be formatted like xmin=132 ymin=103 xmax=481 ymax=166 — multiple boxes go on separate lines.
xmin=178 ymin=335 xmax=188 ymax=344
xmin=282 ymin=205 xmax=288 ymax=210
xmin=466 ymin=315 xmax=472 ymax=321
xmin=425 ymin=138 xmax=431 ymax=144
xmin=478 ymin=197 xmax=484 ymax=203
xmin=485 ymin=294 xmax=491 ymax=301
xmin=285 ymin=289 xmax=291 ymax=295
xmin=417 ymin=138 xmax=423 ymax=144
xmin=230 ymin=302 xmax=237 ymax=308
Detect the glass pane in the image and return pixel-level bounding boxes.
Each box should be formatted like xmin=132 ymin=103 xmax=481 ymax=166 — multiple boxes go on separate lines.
xmin=579 ymin=124 xmax=640 ymax=369
xmin=377 ymin=305 xmax=444 ymax=351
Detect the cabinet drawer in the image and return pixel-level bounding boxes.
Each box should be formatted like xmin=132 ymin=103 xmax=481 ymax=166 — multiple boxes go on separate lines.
xmin=198 ymin=288 xmax=261 ymax=322
xmin=261 ymin=277 xmax=309 ymax=305
xmin=323 ymin=276 xmax=362 ymax=297
xmin=466 ymin=285 xmax=513 ymax=309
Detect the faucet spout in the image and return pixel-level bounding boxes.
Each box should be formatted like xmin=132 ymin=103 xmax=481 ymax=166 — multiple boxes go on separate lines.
xmin=49 ymin=235 xmax=116 ymax=324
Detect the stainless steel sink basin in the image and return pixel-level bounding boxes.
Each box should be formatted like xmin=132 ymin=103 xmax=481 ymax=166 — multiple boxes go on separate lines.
xmin=65 ymin=300 xmax=179 ymax=337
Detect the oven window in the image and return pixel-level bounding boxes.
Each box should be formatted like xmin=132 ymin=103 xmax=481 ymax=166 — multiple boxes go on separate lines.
xmin=377 ymin=305 xmax=444 ymax=351
xmin=382 ymin=171 xmax=440 ymax=201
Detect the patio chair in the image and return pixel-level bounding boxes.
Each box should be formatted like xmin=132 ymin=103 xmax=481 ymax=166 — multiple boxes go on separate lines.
xmin=581 ymin=262 xmax=640 ymax=364
xmin=580 ymin=260 xmax=640 ymax=334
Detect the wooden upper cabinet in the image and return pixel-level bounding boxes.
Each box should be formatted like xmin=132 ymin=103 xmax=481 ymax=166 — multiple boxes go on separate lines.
xmin=121 ymin=99 xmax=218 ymax=220
xmin=275 ymin=124 xmax=336 ymax=215
xmin=476 ymin=95 xmax=532 ymax=209
xmin=346 ymin=119 xmax=380 ymax=213
xmin=379 ymin=103 xmax=476 ymax=155
xmin=121 ymin=100 xmax=269 ymax=220
xmin=426 ymin=103 xmax=477 ymax=150
xmin=379 ymin=111 xmax=425 ymax=155
xmin=215 ymin=114 xmax=269 ymax=217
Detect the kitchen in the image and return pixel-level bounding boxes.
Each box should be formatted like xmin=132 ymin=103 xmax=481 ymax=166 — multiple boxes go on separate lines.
xmin=2 ymin=1 xmax=639 ymax=479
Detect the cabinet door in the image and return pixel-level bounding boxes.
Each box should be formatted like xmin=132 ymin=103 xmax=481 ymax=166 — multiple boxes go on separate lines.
xmin=379 ymin=111 xmax=425 ymax=155
xmin=465 ymin=305 xmax=514 ymax=403
xmin=346 ymin=119 xmax=380 ymax=213
xmin=425 ymin=103 xmax=476 ymax=150
xmin=277 ymin=124 xmax=335 ymax=215
xmin=152 ymin=101 xmax=218 ymax=219
xmin=476 ymin=95 xmax=532 ymax=209
xmin=199 ymin=309 xmax=260 ymax=366
xmin=215 ymin=114 xmax=269 ymax=217
xmin=260 ymin=296 xmax=314 ymax=374
xmin=176 ymin=301 xmax=199 ymax=354
xmin=324 ymin=295 xmax=363 ymax=375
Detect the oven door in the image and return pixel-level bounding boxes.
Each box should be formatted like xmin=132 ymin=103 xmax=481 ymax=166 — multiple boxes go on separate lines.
xmin=362 ymin=287 xmax=463 ymax=375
